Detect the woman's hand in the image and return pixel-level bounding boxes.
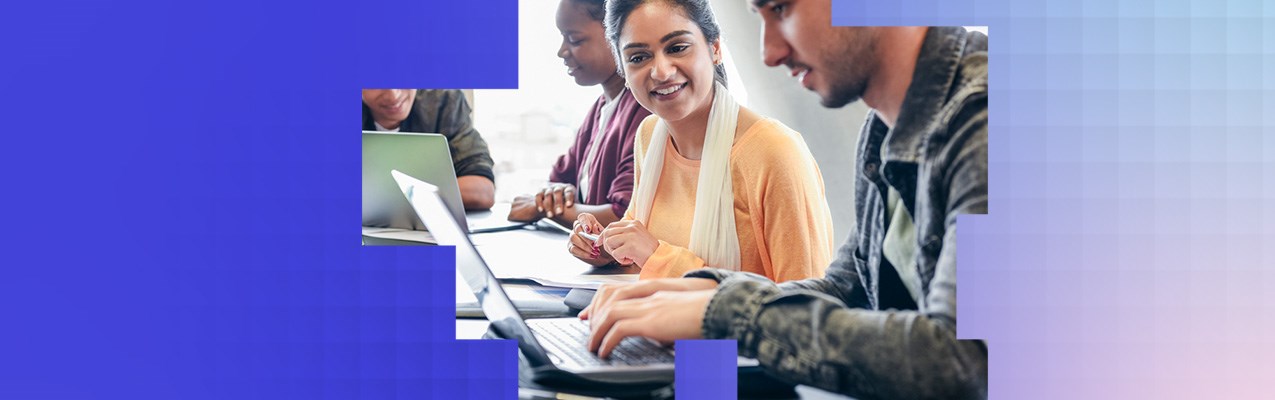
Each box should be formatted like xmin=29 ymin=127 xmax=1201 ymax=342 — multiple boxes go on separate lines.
xmin=599 ymin=220 xmax=660 ymax=267
xmin=537 ymin=183 xmax=577 ymax=219
xmin=569 ymin=213 xmax=615 ymax=267
xmin=507 ymin=194 xmax=544 ymax=222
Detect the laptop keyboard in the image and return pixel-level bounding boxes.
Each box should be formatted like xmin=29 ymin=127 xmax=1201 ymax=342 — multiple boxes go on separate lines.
xmin=526 ymin=318 xmax=674 ymax=368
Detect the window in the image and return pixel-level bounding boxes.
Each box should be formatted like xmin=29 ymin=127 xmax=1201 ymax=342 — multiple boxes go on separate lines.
xmin=472 ymin=3 xmax=600 ymax=202
xmin=473 ymin=3 xmax=747 ymax=203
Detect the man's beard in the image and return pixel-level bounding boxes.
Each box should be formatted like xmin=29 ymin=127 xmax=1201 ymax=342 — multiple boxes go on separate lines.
xmin=820 ymin=77 xmax=866 ymax=108
xmin=817 ymin=29 xmax=877 ymax=109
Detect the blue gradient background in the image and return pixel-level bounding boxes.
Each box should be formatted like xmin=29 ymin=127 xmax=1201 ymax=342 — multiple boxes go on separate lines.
xmin=832 ymin=0 xmax=1275 ymax=398
xmin=0 ymin=0 xmax=1271 ymax=398
xmin=676 ymin=340 xmax=738 ymax=399
xmin=0 ymin=0 xmax=520 ymax=398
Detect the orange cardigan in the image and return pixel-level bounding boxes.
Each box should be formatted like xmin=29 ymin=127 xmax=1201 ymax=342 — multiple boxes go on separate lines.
xmin=625 ymin=115 xmax=834 ymax=282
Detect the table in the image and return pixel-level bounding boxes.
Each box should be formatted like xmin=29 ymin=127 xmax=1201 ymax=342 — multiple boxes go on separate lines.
xmin=469 ymin=222 xmax=639 ymax=281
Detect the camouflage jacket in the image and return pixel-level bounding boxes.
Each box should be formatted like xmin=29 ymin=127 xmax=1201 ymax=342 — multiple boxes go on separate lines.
xmin=686 ymin=26 xmax=989 ymax=400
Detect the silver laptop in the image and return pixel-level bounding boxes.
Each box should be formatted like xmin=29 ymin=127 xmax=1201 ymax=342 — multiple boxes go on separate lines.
xmin=363 ymin=131 xmax=527 ymax=235
xmin=363 ymin=131 xmax=467 ymax=232
xmin=392 ymin=170 xmax=730 ymax=384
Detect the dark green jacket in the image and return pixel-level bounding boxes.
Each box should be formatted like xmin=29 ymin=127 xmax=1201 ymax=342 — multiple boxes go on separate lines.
xmin=687 ymin=27 xmax=989 ymax=400
xmin=362 ymin=89 xmax=495 ymax=182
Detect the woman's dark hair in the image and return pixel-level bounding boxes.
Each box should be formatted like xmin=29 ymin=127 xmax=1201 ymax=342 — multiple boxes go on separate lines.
xmin=604 ymin=0 xmax=728 ymax=88
xmin=569 ymin=0 xmax=606 ymax=21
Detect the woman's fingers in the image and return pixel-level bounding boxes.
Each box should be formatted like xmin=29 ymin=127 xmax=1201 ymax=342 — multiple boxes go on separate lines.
xmin=563 ymin=185 xmax=575 ymax=207
xmin=551 ymin=187 xmax=566 ymax=215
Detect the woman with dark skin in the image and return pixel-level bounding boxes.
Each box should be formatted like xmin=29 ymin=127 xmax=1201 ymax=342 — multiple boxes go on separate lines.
xmin=507 ymin=0 xmax=652 ymax=233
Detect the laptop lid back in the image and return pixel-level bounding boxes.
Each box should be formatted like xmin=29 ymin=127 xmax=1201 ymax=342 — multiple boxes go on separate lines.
xmin=390 ymin=170 xmax=554 ymax=367
xmin=362 ymin=131 xmax=468 ymax=233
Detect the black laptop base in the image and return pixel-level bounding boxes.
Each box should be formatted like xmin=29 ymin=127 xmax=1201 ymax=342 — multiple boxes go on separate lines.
xmin=483 ymin=326 xmax=675 ymax=399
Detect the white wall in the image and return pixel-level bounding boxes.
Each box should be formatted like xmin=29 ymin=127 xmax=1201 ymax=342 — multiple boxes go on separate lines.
xmin=710 ymin=0 xmax=869 ymax=246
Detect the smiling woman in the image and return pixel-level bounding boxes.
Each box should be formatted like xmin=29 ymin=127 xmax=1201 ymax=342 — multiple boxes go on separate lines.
xmin=606 ymin=0 xmax=727 ymax=124
xmin=469 ymin=1 xmax=748 ymax=210
xmin=565 ymin=0 xmax=835 ymax=283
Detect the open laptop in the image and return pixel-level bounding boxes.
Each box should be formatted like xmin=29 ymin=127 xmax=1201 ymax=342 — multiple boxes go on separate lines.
xmin=362 ymin=131 xmax=527 ymax=235
xmin=392 ymin=170 xmax=760 ymax=385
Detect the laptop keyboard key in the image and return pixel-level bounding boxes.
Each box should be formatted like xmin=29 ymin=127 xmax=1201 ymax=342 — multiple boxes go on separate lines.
xmin=526 ymin=319 xmax=673 ymax=369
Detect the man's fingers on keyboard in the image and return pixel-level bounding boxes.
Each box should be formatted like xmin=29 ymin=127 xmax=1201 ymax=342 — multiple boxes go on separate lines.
xmin=597 ymin=319 xmax=639 ymax=359
xmin=588 ymin=300 xmax=642 ymax=352
xmin=587 ymin=310 xmax=617 ymax=352
xmin=586 ymin=302 xmax=623 ymax=351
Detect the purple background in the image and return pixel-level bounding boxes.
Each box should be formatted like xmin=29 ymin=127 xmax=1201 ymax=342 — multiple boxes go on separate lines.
xmin=0 ymin=0 xmax=1271 ymax=397
xmin=832 ymin=0 xmax=1275 ymax=397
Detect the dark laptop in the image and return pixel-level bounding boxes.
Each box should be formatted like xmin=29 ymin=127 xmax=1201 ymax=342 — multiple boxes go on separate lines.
xmin=391 ymin=170 xmax=761 ymax=385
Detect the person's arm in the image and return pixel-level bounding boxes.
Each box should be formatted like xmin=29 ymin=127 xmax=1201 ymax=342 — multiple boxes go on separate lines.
xmin=685 ymin=239 xmax=870 ymax=307
xmin=629 ymin=241 xmax=704 ymax=279
xmin=431 ymin=90 xmax=495 ymax=210
xmin=518 ymin=97 xmax=637 ymax=224
xmin=513 ymin=184 xmax=622 ymax=226
xmin=588 ymin=113 xmax=705 ymax=277
xmin=548 ymin=99 xmax=597 ymax=186
xmin=601 ymin=106 xmax=640 ymax=221
xmin=457 ymin=175 xmax=495 ymax=210
xmin=507 ymin=150 xmax=574 ymax=221
xmin=685 ymin=106 xmax=989 ymax=399
xmin=695 ymin=260 xmax=985 ymax=399
xmin=541 ymin=120 xmax=633 ymax=225
xmin=553 ymin=105 xmax=640 ymax=228
xmin=691 ymin=221 xmax=986 ymax=399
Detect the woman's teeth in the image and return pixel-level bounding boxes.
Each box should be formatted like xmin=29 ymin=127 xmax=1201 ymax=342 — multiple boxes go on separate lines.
xmin=654 ymin=84 xmax=683 ymax=96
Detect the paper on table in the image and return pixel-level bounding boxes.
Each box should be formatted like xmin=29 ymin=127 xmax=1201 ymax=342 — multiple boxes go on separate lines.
xmin=470 ymin=227 xmax=592 ymax=279
xmin=527 ymin=274 xmax=639 ymax=290
xmin=361 ymin=227 xmax=435 ymax=244
xmin=468 ymin=227 xmax=637 ymax=288
xmin=535 ymin=217 xmax=574 ymax=235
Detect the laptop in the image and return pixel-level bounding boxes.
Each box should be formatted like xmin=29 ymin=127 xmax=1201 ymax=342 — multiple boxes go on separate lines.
xmin=392 ymin=170 xmax=760 ymax=385
xmin=362 ymin=131 xmax=527 ymax=235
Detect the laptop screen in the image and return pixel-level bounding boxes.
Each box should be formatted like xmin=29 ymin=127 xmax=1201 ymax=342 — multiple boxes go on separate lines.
xmin=362 ymin=131 xmax=468 ymax=233
xmin=391 ymin=170 xmax=554 ymax=365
